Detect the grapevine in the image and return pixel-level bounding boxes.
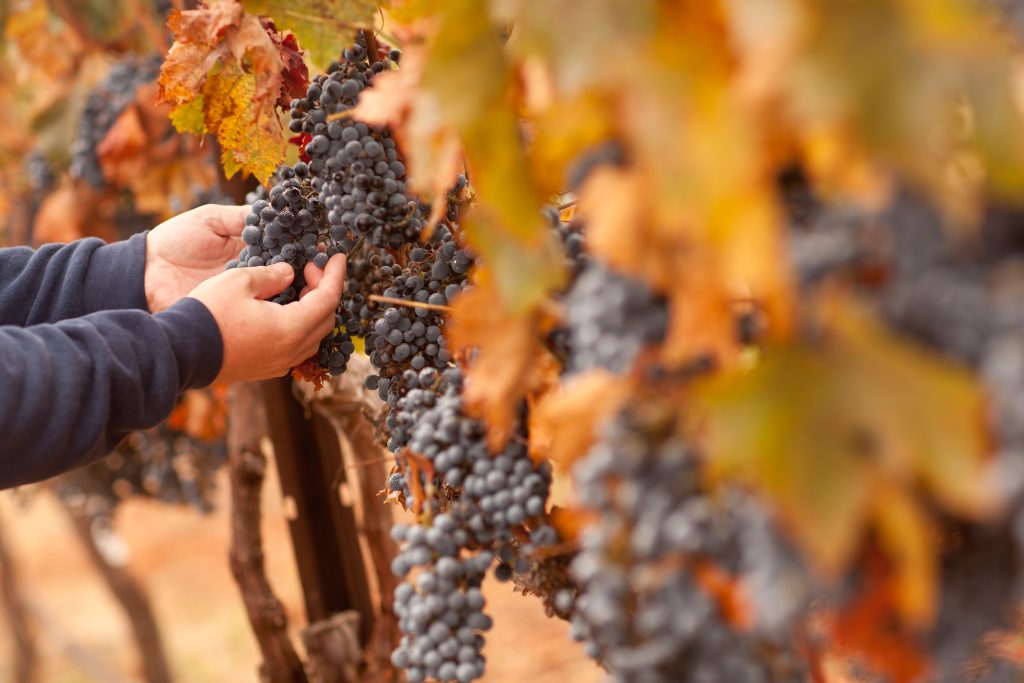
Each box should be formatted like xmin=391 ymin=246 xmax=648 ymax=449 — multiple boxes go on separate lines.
xmin=3 ymin=1 xmax=1024 ymax=683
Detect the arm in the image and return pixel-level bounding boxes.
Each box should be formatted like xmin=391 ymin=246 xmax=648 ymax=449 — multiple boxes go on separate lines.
xmin=0 ymin=233 xmax=149 ymax=326
xmin=0 ymin=255 xmax=347 ymax=489
xmin=0 ymin=298 xmax=221 ymax=487
xmin=0 ymin=203 xmax=250 ymax=326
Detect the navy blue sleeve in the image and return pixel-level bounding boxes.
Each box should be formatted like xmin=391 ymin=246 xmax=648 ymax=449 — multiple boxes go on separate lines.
xmin=0 ymin=297 xmax=223 ymax=488
xmin=0 ymin=232 xmax=149 ymax=325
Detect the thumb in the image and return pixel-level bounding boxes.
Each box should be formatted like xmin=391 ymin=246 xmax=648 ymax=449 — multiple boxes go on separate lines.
xmin=242 ymin=262 xmax=295 ymax=299
xmin=284 ymin=254 xmax=346 ymax=326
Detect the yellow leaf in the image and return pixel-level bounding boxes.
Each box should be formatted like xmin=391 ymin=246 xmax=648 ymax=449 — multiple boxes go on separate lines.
xmin=170 ymin=97 xmax=206 ymax=135
xmin=159 ymin=2 xmax=303 ymax=182
xmin=872 ymin=484 xmax=936 ymax=625
xmin=695 ymin=294 xmax=996 ymax=586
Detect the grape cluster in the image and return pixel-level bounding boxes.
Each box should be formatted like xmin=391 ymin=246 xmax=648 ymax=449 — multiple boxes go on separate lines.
xmin=383 ymin=368 xmax=557 ymax=681
xmin=365 ymin=227 xmax=472 ymax=405
xmin=288 ymin=37 xmax=422 ymax=249
xmin=226 ymin=35 xmax=437 ymax=379
xmin=569 ymin=406 xmax=808 ymax=683
xmin=70 ymin=56 xmax=161 ymax=187
xmin=230 ymin=162 xmax=357 ymax=376
xmin=340 ymin=249 xmax=397 ymax=337
xmin=784 ymin=182 xmax=1024 ymax=678
xmin=563 ymin=261 xmax=669 ymax=374
xmin=25 ymin=151 xmax=54 ymax=196
xmin=389 ymin=514 xmax=492 ymax=683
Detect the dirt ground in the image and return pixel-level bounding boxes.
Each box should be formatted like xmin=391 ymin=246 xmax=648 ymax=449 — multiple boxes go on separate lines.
xmin=0 ymin=464 xmax=602 ymax=683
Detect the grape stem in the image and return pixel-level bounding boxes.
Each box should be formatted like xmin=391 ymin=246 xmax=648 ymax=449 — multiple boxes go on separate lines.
xmin=368 ymin=294 xmax=452 ymax=312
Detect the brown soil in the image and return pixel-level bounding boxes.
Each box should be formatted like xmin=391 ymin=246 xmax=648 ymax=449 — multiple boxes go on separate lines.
xmin=0 ymin=464 xmax=602 ymax=683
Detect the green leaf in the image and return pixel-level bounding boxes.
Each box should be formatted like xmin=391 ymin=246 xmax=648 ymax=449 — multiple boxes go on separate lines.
xmin=695 ymin=297 xmax=995 ymax=581
xmin=169 ymin=96 xmax=206 ymax=136
xmin=241 ymin=0 xmax=378 ymax=70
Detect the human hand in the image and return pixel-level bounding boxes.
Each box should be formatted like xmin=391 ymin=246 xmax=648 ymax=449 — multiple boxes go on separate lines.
xmin=187 ymin=254 xmax=346 ymax=383
xmin=144 ymin=204 xmax=249 ymax=313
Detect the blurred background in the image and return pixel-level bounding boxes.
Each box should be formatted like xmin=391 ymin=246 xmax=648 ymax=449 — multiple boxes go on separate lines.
xmin=0 ymin=456 xmax=601 ymax=682
xmin=0 ymin=1 xmax=600 ymax=681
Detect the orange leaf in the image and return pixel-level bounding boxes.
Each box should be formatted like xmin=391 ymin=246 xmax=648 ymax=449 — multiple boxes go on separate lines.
xmin=692 ymin=560 xmax=753 ymax=630
xmin=159 ymin=3 xmax=306 ymax=182
xmin=825 ymin=553 xmax=931 ymax=683
xmin=446 ymin=283 xmax=549 ymax=450
xmin=292 ymin=357 xmax=329 ymax=390
xmin=97 ymin=105 xmax=150 ymax=187
xmin=529 ymin=370 xmax=631 ymax=467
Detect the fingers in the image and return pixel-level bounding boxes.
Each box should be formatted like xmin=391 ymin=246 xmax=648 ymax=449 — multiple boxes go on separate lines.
xmin=303 ymin=260 xmax=326 ymax=290
xmin=282 ymin=254 xmax=346 ymax=329
xmin=201 ymin=204 xmax=250 ymax=237
xmin=240 ymin=262 xmax=295 ymax=299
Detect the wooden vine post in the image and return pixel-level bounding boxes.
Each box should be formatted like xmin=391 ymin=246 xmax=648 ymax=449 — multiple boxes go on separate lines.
xmin=256 ymin=356 xmax=401 ymax=681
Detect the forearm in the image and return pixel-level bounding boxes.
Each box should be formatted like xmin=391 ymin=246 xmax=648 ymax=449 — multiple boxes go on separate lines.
xmin=0 ymin=232 xmax=149 ymax=326
xmin=0 ymin=297 xmax=222 ymax=488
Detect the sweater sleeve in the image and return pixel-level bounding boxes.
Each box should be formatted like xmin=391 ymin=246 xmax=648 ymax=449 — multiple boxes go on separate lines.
xmin=0 ymin=297 xmax=223 ymax=488
xmin=0 ymin=232 xmax=149 ymax=326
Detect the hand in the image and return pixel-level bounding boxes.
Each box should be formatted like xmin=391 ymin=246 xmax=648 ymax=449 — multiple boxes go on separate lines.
xmin=187 ymin=254 xmax=346 ymax=383
xmin=144 ymin=204 xmax=249 ymax=313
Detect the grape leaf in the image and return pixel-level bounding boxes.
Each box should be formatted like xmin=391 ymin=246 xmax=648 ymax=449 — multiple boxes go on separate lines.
xmin=530 ymin=370 xmax=632 ymax=467
xmin=695 ymin=295 xmax=996 ymax=623
xmin=158 ymin=1 xmax=308 ymax=183
xmin=241 ymin=0 xmax=377 ymax=70
xmin=446 ymin=282 xmax=555 ymax=450
xmin=4 ymin=0 xmax=80 ymax=79
xmin=96 ymin=82 xmax=218 ymax=218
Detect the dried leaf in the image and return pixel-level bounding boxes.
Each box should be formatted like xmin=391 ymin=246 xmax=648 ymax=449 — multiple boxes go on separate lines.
xmin=159 ymin=3 xmax=308 ymax=182
xmin=242 ymin=0 xmax=377 ymax=70
xmin=529 ymin=370 xmax=631 ymax=467
xmin=695 ymin=294 xmax=995 ymax=611
xmin=447 ymin=282 xmax=549 ymax=450
xmin=96 ymin=104 xmax=149 ymax=187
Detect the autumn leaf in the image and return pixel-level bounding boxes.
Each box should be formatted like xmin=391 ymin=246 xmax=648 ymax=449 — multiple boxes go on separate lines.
xmin=97 ymin=82 xmax=218 ymax=218
xmin=695 ymin=294 xmax=996 ymax=623
xmin=33 ymin=180 xmax=111 ymax=244
xmin=158 ymin=1 xmax=309 ymax=182
xmin=446 ymin=282 xmax=553 ymax=450
xmin=241 ymin=0 xmax=377 ymax=70
xmin=824 ymin=551 xmax=931 ymax=683
xmin=381 ymin=0 xmax=565 ymax=311
xmin=529 ymin=370 xmax=632 ymax=467
xmin=5 ymin=0 xmax=80 ymax=79
xmin=96 ymin=104 xmax=149 ymax=187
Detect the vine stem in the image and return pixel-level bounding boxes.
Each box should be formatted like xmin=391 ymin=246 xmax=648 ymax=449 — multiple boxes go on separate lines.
xmin=227 ymin=383 xmax=310 ymax=683
xmin=368 ymin=294 xmax=452 ymax=312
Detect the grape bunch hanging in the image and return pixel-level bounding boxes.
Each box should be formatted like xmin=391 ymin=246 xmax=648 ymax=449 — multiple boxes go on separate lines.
xmin=229 ymin=34 xmax=561 ymax=683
